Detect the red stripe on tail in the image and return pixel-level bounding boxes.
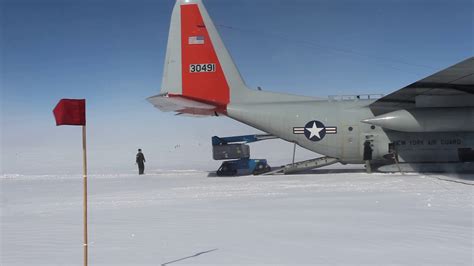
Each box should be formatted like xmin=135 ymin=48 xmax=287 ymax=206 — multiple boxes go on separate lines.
xmin=181 ymin=4 xmax=230 ymax=108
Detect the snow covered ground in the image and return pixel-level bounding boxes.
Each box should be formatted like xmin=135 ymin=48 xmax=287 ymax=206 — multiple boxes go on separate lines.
xmin=1 ymin=169 xmax=473 ymax=265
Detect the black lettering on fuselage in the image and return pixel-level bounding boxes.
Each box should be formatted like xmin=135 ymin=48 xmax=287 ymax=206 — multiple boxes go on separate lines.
xmin=441 ymin=139 xmax=462 ymax=145
xmin=394 ymin=140 xmax=406 ymax=146
xmin=393 ymin=138 xmax=462 ymax=147
xmin=409 ymin=140 xmax=424 ymax=145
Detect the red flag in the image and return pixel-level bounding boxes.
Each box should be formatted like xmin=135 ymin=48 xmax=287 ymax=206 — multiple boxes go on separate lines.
xmin=53 ymin=99 xmax=86 ymax=126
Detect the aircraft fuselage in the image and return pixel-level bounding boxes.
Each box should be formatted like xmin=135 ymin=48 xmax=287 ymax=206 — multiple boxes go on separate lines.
xmin=227 ymin=99 xmax=474 ymax=164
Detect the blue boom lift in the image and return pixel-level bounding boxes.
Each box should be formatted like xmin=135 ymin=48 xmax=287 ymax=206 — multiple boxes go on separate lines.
xmin=212 ymin=134 xmax=275 ymax=176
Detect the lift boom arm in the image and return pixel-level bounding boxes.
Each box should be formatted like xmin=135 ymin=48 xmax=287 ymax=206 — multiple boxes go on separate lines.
xmin=212 ymin=134 xmax=276 ymax=146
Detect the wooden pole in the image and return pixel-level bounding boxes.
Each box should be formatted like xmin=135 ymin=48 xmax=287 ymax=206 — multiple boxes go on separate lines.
xmin=82 ymin=125 xmax=88 ymax=266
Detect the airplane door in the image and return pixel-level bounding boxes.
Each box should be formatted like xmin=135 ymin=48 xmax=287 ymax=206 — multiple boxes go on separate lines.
xmin=341 ymin=125 xmax=360 ymax=161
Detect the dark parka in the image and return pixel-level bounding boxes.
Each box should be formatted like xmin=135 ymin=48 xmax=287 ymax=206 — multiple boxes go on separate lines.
xmin=136 ymin=151 xmax=146 ymax=175
xmin=363 ymin=141 xmax=373 ymax=161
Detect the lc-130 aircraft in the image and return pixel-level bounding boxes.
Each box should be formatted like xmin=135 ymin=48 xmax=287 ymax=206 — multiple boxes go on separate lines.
xmin=149 ymin=0 xmax=474 ymax=173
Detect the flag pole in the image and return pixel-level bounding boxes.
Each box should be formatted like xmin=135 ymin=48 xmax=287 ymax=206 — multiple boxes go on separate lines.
xmin=82 ymin=125 xmax=88 ymax=266
xmin=53 ymin=98 xmax=88 ymax=265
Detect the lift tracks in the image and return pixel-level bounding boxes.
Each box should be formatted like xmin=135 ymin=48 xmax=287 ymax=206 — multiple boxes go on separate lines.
xmin=262 ymin=156 xmax=339 ymax=175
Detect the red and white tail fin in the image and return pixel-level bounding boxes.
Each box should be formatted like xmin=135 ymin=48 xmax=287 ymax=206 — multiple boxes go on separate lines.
xmin=149 ymin=0 xmax=247 ymax=115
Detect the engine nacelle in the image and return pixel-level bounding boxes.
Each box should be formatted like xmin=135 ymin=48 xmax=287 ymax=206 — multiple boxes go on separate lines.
xmin=362 ymin=108 xmax=474 ymax=132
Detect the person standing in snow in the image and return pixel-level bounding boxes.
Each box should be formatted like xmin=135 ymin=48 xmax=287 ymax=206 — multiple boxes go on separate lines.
xmin=136 ymin=149 xmax=146 ymax=175
xmin=363 ymin=141 xmax=373 ymax=174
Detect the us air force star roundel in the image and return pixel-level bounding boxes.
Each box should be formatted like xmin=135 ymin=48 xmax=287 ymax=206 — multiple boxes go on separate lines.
xmin=304 ymin=121 xmax=326 ymax=141
xmin=293 ymin=120 xmax=337 ymax=141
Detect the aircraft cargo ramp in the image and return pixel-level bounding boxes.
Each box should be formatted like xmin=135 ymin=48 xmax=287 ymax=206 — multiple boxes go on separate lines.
xmin=263 ymin=156 xmax=339 ymax=175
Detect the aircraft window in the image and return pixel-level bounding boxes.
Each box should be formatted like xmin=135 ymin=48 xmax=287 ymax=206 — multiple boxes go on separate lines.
xmin=348 ymin=127 xmax=353 ymax=131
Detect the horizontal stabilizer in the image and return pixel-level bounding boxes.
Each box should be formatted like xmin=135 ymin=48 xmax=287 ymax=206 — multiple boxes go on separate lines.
xmin=147 ymin=93 xmax=219 ymax=116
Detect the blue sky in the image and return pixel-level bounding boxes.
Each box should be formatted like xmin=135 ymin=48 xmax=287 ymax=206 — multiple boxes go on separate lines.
xmin=1 ymin=0 xmax=472 ymax=174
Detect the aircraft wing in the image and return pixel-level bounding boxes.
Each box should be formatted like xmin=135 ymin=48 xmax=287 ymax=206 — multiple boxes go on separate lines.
xmin=369 ymin=57 xmax=474 ymax=115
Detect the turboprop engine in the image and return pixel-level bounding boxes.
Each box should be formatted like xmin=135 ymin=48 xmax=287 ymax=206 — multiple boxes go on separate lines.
xmin=362 ymin=108 xmax=474 ymax=132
